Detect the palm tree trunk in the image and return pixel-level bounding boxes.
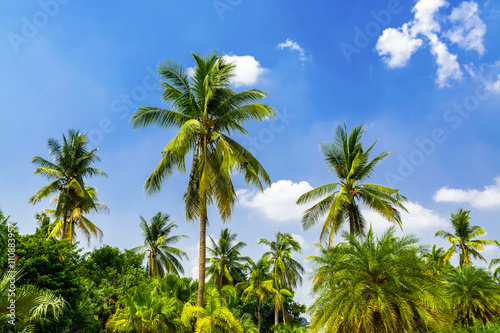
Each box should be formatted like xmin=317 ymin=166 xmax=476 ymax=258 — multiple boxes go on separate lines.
xmin=282 ymin=306 xmax=286 ymax=325
xmin=197 ymin=209 xmax=208 ymax=307
xmin=257 ymin=299 xmax=261 ymax=333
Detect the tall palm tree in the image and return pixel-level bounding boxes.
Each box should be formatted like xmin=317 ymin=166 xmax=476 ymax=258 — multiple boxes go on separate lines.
xmin=207 ymin=228 xmax=251 ymax=289
xmin=297 ymin=124 xmax=407 ymax=245
xmin=258 ymin=232 xmax=304 ymax=326
xmin=133 ymin=212 xmax=189 ymax=277
xmin=237 ymin=259 xmax=277 ymax=333
xmin=29 ymin=129 xmax=108 ymax=243
xmin=308 ymin=227 xmax=449 ymax=333
xmin=446 ymin=265 xmax=500 ymax=327
xmin=130 ymin=52 xmax=276 ymax=306
xmin=435 ymin=209 xmax=495 ymax=266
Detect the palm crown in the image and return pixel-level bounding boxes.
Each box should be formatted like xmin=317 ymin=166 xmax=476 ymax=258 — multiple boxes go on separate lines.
xmin=29 ymin=129 xmax=108 ymax=243
xmin=133 ymin=212 xmax=189 ymax=277
xmin=297 ymin=124 xmax=407 ymax=245
xmin=206 ymin=228 xmax=252 ymax=289
xmin=435 ymin=209 xmax=495 ymax=266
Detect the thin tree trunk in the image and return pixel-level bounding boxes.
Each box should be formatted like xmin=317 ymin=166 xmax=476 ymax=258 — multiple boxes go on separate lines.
xmin=257 ymin=299 xmax=261 ymax=333
xmin=282 ymin=306 xmax=286 ymax=325
xmin=274 ymin=307 xmax=278 ymax=332
xmin=197 ymin=210 xmax=208 ymax=307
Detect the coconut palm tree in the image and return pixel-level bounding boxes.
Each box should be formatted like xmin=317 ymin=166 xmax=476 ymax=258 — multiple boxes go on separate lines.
xmin=45 ymin=185 xmax=109 ymax=243
xmin=130 ymin=52 xmax=276 ymax=306
xmin=435 ymin=209 xmax=495 ymax=266
xmin=297 ymin=124 xmax=407 ymax=245
xmin=133 ymin=212 xmax=189 ymax=277
xmin=181 ymin=285 xmax=242 ymax=333
xmin=258 ymin=232 xmax=303 ymax=326
xmin=238 ymin=258 xmax=278 ymax=333
xmin=29 ymin=129 xmax=108 ymax=243
xmin=207 ymin=228 xmax=251 ymax=289
xmin=308 ymin=227 xmax=449 ymax=333
xmin=446 ymin=265 xmax=500 ymax=327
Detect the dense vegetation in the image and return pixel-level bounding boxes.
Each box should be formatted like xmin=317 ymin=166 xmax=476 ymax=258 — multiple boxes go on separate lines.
xmin=1 ymin=53 xmax=500 ymax=332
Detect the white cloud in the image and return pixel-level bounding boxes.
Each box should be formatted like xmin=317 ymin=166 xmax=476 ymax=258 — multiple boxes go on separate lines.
xmin=223 ymin=55 xmax=266 ymax=87
xmin=278 ymin=39 xmax=310 ymax=62
xmin=485 ymin=74 xmax=500 ymax=93
xmin=434 ymin=178 xmax=500 ymax=208
xmin=445 ymin=1 xmax=486 ymax=54
xmin=376 ymin=0 xmax=490 ymax=87
xmin=237 ymin=180 xmax=314 ymax=222
xmin=428 ymin=36 xmax=463 ymax=87
xmin=291 ymin=233 xmax=309 ymax=250
xmin=366 ymin=201 xmax=447 ymax=233
xmin=376 ymin=24 xmax=423 ymax=68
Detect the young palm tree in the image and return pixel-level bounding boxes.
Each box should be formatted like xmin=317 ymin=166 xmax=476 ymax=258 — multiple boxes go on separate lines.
xmin=258 ymin=232 xmax=303 ymax=326
xmin=207 ymin=228 xmax=251 ymax=289
xmin=238 ymin=258 xmax=278 ymax=333
xmin=446 ymin=265 xmax=500 ymax=327
xmin=297 ymin=124 xmax=407 ymax=245
xmin=29 ymin=129 xmax=108 ymax=243
xmin=130 ymin=53 xmax=276 ymax=306
xmin=308 ymin=227 xmax=449 ymax=333
xmin=0 ymin=270 xmax=65 ymax=332
xmin=133 ymin=212 xmax=189 ymax=277
xmin=181 ymin=285 xmax=242 ymax=333
xmin=435 ymin=209 xmax=495 ymax=266
xmin=106 ymin=286 xmax=183 ymax=333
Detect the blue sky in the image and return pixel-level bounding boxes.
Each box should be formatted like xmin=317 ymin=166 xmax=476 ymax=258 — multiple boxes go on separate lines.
xmin=1 ymin=0 xmax=500 ymax=304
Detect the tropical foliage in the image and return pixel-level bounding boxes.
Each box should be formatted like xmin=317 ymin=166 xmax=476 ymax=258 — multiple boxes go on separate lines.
xmin=308 ymin=227 xmax=449 ymax=332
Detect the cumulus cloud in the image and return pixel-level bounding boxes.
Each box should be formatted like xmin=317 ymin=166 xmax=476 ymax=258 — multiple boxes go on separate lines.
xmin=237 ymin=180 xmax=314 ymax=222
xmin=278 ymin=39 xmax=310 ymax=62
xmin=376 ymin=0 xmax=489 ymax=87
xmin=376 ymin=24 xmax=423 ymax=68
xmin=434 ymin=178 xmax=500 ymax=208
xmin=223 ymin=55 xmax=266 ymax=87
xmin=445 ymin=1 xmax=486 ymax=54
xmin=291 ymin=233 xmax=309 ymax=250
xmin=485 ymin=74 xmax=500 ymax=93
xmin=188 ymin=55 xmax=266 ymax=88
xmin=365 ymin=201 xmax=447 ymax=233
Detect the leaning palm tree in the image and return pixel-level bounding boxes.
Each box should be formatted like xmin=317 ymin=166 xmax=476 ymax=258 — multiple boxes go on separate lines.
xmin=130 ymin=52 xmax=276 ymax=306
xmin=435 ymin=209 xmax=495 ymax=266
xmin=297 ymin=124 xmax=407 ymax=245
xmin=207 ymin=228 xmax=252 ymax=289
xmin=133 ymin=212 xmax=189 ymax=277
xmin=308 ymin=227 xmax=449 ymax=333
xmin=29 ymin=130 xmax=108 ymax=243
xmin=258 ymin=232 xmax=303 ymax=326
